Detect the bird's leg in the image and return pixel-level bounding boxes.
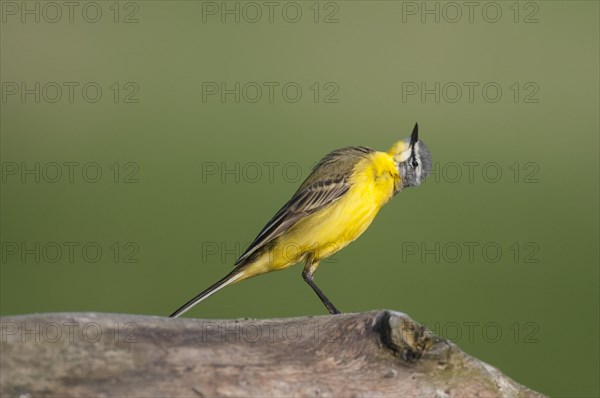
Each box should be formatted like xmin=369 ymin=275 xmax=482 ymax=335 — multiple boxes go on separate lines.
xmin=302 ymin=261 xmax=341 ymax=315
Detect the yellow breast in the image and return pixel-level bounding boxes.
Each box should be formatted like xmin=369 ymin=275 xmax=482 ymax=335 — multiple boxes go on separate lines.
xmin=265 ymin=151 xmax=399 ymax=269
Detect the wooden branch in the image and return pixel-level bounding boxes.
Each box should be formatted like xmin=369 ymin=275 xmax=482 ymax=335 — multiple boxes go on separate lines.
xmin=0 ymin=311 xmax=545 ymax=397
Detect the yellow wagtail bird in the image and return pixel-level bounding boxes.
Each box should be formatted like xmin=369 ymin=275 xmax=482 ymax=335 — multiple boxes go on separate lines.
xmin=170 ymin=123 xmax=431 ymax=317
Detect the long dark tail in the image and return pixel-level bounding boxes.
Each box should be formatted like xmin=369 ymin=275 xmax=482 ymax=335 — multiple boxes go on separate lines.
xmin=169 ymin=267 xmax=247 ymax=318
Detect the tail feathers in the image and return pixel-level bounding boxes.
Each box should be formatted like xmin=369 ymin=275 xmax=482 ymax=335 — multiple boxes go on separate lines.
xmin=169 ymin=268 xmax=246 ymax=318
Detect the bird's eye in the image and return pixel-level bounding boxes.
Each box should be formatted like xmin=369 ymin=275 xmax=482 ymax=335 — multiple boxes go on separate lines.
xmin=411 ymin=160 xmax=419 ymax=168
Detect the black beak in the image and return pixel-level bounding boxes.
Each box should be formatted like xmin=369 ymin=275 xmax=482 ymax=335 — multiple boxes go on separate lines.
xmin=410 ymin=122 xmax=419 ymax=147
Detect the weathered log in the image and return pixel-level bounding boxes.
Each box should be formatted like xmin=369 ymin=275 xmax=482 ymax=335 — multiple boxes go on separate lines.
xmin=0 ymin=311 xmax=545 ymax=397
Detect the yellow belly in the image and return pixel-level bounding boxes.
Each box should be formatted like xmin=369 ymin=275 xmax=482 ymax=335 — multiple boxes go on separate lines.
xmin=255 ymin=152 xmax=399 ymax=272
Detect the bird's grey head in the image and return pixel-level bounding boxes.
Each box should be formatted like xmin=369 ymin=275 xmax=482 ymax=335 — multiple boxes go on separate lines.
xmin=391 ymin=123 xmax=432 ymax=189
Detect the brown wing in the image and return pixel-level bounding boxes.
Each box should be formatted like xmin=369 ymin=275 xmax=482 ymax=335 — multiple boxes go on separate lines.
xmin=234 ymin=146 xmax=374 ymax=267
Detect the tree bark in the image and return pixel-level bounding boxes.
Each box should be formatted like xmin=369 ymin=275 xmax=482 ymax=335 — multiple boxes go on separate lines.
xmin=0 ymin=311 xmax=545 ymax=397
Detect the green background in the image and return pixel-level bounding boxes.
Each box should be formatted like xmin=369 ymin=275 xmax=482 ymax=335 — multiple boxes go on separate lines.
xmin=1 ymin=1 xmax=598 ymax=396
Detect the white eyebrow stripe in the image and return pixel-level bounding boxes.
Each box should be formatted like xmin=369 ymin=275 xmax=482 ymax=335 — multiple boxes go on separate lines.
xmin=398 ymin=148 xmax=412 ymax=162
xmin=415 ymin=143 xmax=422 ymax=181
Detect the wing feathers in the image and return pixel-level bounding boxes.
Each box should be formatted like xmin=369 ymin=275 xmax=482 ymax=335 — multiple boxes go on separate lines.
xmin=234 ymin=146 xmax=374 ymax=266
